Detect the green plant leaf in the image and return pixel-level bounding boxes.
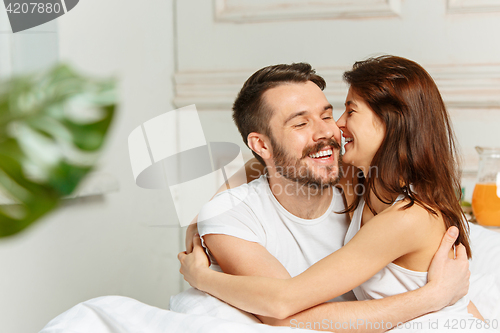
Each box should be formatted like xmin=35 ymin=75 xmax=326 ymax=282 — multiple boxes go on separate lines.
xmin=0 ymin=64 xmax=116 ymax=237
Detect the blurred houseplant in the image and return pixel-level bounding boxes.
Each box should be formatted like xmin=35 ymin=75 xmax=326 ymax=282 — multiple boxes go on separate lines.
xmin=0 ymin=64 xmax=116 ymax=237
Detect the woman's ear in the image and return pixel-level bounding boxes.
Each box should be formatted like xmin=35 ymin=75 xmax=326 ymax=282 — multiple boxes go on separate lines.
xmin=247 ymin=132 xmax=271 ymax=161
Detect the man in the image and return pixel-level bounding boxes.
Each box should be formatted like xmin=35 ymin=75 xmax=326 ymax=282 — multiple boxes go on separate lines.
xmin=181 ymin=63 xmax=469 ymax=332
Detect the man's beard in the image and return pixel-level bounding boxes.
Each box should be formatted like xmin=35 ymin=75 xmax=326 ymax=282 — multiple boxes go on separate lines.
xmin=269 ymin=135 xmax=342 ymax=189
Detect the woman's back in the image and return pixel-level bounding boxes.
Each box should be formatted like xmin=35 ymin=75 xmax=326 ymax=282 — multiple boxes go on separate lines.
xmin=345 ymin=197 xmax=473 ymax=329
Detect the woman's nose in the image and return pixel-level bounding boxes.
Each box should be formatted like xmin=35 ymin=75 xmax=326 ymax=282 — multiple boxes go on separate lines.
xmin=336 ymin=112 xmax=347 ymax=129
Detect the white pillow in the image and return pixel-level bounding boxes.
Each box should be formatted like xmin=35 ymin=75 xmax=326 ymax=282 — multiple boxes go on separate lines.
xmin=468 ymin=223 xmax=500 ymax=327
xmin=469 ymin=274 xmax=500 ymax=324
xmin=469 ymin=223 xmax=500 ymax=276
xmin=169 ymin=288 xmax=261 ymax=324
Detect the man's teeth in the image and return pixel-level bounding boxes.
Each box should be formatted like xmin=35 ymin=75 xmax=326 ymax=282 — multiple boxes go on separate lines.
xmin=309 ymin=149 xmax=333 ymax=159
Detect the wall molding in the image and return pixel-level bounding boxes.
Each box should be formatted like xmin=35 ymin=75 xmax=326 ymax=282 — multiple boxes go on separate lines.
xmin=448 ymin=0 xmax=500 ymax=13
xmin=174 ymin=64 xmax=500 ymax=110
xmin=214 ymin=0 xmax=401 ymax=23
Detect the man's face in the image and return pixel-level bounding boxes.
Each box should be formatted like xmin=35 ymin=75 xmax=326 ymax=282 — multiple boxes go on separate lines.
xmin=263 ymin=81 xmax=342 ymax=188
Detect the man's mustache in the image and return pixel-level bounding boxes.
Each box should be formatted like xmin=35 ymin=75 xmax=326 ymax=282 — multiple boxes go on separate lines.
xmin=302 ymin=138 xmax=341 ymax=158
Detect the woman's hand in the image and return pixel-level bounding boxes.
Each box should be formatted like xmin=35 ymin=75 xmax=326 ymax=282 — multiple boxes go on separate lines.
xmin=178 ymin=234 xmax=211 ymax=290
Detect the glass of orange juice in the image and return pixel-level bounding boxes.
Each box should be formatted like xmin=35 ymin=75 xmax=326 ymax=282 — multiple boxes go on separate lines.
xmin=471 ymin=147 xmax=500 ymax=226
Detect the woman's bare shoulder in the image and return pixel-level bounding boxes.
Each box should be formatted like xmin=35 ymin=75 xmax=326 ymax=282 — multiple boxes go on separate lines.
xmin=379 ymin=199 xmax=447 ymax=269
xmin=379 ymin=199 xmax=444 ymax=236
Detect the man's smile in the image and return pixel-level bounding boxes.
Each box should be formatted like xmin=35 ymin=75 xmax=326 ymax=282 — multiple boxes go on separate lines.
xmin=308 ymin=148 xmax=333 ymax=159
xmin=307 ymin=147 xmax=335 ymax=165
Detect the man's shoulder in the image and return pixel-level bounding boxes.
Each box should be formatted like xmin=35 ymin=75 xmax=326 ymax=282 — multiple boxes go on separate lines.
xmin=198 ymin=176 xmax=270 ymax=222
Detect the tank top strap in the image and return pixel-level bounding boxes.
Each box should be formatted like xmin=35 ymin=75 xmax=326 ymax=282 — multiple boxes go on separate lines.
xmin=391 ymin=194 xmax=406 ymax=207
xmin=391 ymin=184 xmax=415 ymax=207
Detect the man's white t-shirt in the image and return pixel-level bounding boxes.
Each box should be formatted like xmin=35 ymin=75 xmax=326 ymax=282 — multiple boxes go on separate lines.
xmin=198 ymin=175 xmax=356 ymax=302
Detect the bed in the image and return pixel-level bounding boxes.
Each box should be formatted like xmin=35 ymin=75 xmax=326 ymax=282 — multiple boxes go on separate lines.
xmin=40 ymin=223 xmax=500 ymax=333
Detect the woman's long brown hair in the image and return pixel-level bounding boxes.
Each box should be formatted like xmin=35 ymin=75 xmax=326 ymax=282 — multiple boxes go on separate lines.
xmin=342 ymin=55 xmax=471 ymax=258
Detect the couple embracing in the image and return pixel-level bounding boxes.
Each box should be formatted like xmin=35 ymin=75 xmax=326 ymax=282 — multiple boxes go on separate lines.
xmin=178 ymin=56 xmax=493 ymax=332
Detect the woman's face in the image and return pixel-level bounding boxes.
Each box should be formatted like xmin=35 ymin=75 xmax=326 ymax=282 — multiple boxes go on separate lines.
xmin=337 ymin=87 xmax=386 ymax=172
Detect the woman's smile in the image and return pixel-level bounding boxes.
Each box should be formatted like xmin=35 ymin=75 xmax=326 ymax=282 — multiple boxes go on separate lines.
xmin=337 ymin=87 xmax=385 ymax=172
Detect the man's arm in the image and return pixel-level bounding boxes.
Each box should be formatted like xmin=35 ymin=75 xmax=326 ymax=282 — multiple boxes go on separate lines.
xmin=199 ymin=227 xmax=469 ymax=333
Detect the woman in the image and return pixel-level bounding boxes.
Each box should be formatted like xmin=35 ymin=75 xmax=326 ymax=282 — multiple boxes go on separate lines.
xmin=179 ymin=56 xmax=486 ymax=329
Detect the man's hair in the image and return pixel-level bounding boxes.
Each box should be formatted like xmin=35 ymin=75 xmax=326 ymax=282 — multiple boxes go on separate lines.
xmin=232 ymin=63 xmax=326 ymax=165
xmin=343 ymin=55 xmax=471 ymax=258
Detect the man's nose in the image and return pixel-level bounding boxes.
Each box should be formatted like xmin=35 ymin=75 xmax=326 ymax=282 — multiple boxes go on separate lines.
xmin=312 ymin=118 xmax=340 ymax=142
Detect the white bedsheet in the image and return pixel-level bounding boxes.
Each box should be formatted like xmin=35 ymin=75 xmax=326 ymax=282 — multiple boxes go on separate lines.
xmin=40 ymin=296 xmax=317 ymax=333
xmin=468 ymin=224 xmax=500 ymax=324
xmin=41 ymin=224 xmax=500 ymax=333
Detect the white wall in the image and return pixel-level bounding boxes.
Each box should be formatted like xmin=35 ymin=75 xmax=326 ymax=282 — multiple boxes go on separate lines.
xmin=177 ymin=0 xmax=500 ymax=69
xmin=2 ymin=0 xmax=500 ymax=332
xmin=175 ymin=0 xmax=500 ymax=201
xmin=0 ymin=1 xmax=183 ymax=332
xmin=0 ymin=8 xmax=59 ymax=79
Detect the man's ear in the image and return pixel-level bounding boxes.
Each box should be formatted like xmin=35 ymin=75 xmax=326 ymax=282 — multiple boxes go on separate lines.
xmin=247 ymin=132 xmax=271 ymax=160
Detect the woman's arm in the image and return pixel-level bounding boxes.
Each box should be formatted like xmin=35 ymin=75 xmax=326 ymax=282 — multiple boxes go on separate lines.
xmin=185 ymin=158 xmax=264 ymax=252
xmin=268 ymin=230 xmax=470 ymax=332
xmin=227 ymin=157 xmax=265 ymax=188
xmin=180 ymin=207 xmax=436 ymax=318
